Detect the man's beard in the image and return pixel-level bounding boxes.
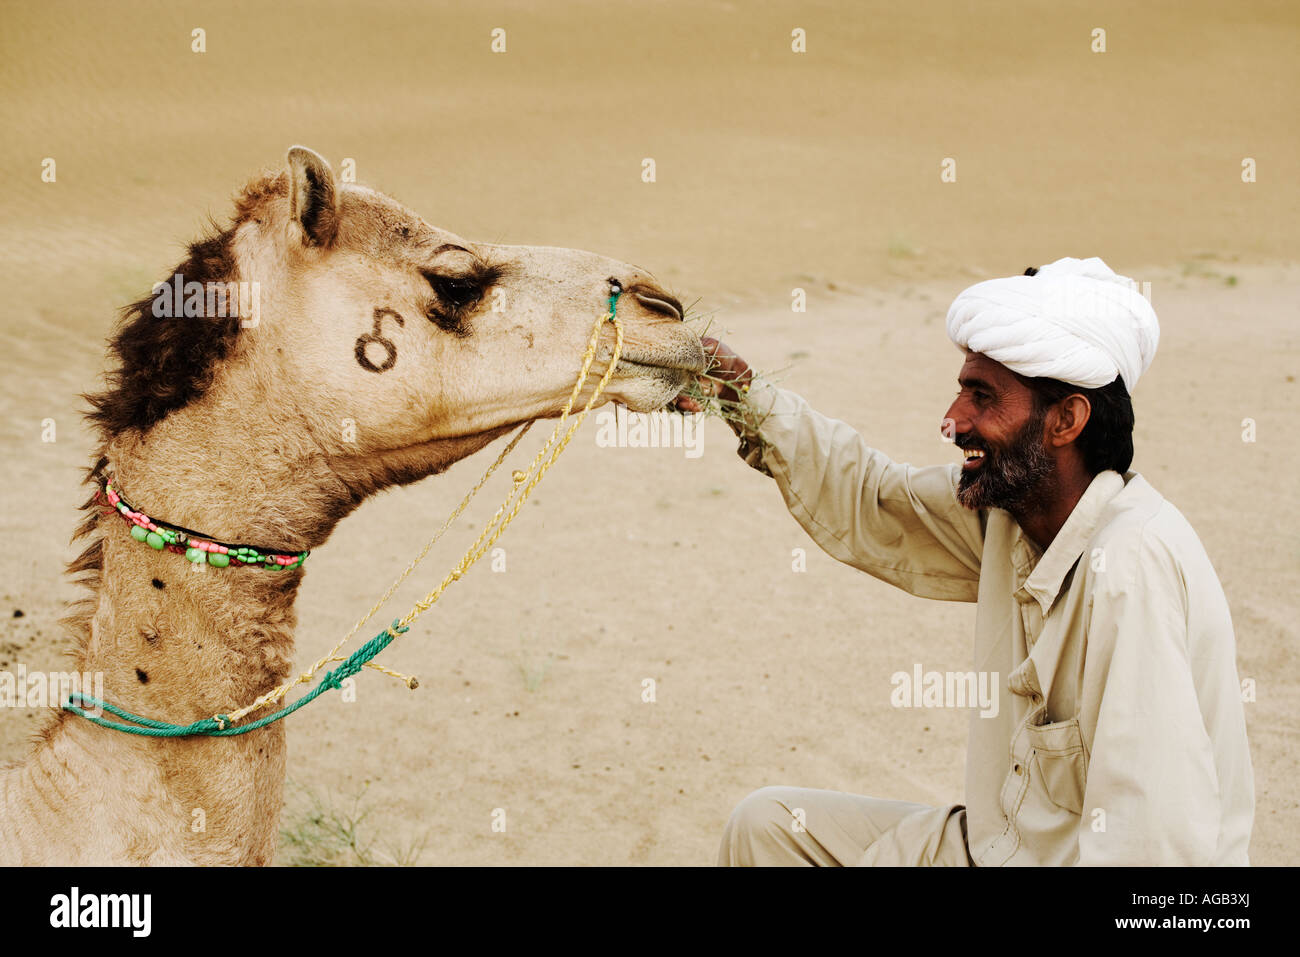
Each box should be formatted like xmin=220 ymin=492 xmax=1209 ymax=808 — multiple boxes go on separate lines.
xmin=955 ymin=408 xmax=1056 ymax=512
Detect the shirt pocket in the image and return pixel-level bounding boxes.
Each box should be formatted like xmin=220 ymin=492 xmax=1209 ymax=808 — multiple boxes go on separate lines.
xmin=1025 ymin=717 xmax=1089 ymax=815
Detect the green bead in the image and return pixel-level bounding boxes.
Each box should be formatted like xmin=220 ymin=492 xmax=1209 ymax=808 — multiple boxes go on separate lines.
xmin=145 ymin=532 xmax=164 ymax=549
xmin=208 ymin=553 xmax=230 ymax=568
xmin=130 ymin=525 xmax=149 ymax=542
xmin=185 ymin=547 xmax=206 ymax=563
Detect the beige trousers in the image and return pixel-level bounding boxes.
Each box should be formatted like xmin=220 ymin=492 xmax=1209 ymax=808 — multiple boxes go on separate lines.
xmin=717 ymin=786 xmax=974 ymax=866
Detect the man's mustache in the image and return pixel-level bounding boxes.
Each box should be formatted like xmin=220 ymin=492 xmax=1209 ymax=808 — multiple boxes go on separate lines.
xmin=955 ymin=434 xmax=992 ymax=454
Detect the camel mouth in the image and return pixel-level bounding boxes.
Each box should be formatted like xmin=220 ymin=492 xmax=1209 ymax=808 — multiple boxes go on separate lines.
xmin=615 ymin=356 xmax=705 ymax=375
xmin=615 ymin=336 xmax=708 ymax=376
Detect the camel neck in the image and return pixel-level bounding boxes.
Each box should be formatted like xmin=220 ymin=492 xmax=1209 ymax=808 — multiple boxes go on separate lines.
xmin=8 ymin=492 xmax=301 ymax=864
xmin=79 ymin=505 xmax=305 ymax=713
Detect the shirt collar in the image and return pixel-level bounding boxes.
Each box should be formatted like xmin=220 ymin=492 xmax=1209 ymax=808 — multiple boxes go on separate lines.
xmin=1014 ymin=470 xmax=1127 ymax=614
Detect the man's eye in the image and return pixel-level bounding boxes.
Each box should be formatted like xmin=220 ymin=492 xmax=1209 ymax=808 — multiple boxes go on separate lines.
xmin=426 ymin=274 xmax=483 ymax=309
xmin=973 ymin=390 xmax=991 ymax=402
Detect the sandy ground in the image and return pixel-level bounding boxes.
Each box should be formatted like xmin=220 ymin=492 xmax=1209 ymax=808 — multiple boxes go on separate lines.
xmin=1 ymin=0 xmax=1297 ymax=865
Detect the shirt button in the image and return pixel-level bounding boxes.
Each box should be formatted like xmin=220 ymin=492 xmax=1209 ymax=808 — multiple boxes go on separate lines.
xmin=1013 ymin=763 xmax=1023 ymax=775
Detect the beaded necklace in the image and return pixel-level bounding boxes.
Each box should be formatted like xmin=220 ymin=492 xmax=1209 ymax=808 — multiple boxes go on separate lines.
xmin=99 ymin=480 xmax=309 ymax=569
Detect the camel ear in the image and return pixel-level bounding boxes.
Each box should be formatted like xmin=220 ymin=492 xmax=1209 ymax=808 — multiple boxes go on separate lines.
xmin=286 ymin=146 xmax=339 ymax=247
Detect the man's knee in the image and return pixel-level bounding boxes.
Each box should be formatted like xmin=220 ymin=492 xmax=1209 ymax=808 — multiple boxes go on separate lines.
xmin=718 ymin=786 xmax=803 ymax=866
xmin=718 ymin=785 xmax=942 ymax=866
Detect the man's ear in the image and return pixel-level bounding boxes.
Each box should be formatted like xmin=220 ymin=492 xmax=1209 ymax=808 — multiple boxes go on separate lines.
xmin=1051 ymin=393 xmax=1092 ymax=448
xmin=286 ymin=146 xmax=339 ymax=247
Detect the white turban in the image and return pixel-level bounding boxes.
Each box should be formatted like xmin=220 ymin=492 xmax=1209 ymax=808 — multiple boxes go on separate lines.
xmin=945 ymin=256 xmax=1159 ymax=392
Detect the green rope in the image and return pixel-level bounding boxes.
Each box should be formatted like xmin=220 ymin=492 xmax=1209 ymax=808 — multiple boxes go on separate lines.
xmin=61 ymin=620 xmax=409 ymax=737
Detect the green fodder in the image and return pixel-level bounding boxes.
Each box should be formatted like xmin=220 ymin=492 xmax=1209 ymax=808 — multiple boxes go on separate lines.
xmin=675 ymin=305 xmax=794 ymax=431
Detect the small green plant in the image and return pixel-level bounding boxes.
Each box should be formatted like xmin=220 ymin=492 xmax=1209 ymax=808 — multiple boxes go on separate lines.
xmin=278 ymin=780 xmax=428 ymax=866
xmin=1180 ymin=259 xmax=1222 ymax=279
xmin=887 ymin=237 xmax=919 ymax=259
xmin=516 ymin=638 xmax=555 ymax=692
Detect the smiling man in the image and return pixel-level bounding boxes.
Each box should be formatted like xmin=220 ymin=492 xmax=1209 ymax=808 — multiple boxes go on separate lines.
xmin=684 ymin=257 xmax=1253 ymax=866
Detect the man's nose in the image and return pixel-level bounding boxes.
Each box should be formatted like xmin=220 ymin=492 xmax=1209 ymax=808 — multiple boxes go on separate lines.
xmin=941 ymin=400 xmax=966 ymax=442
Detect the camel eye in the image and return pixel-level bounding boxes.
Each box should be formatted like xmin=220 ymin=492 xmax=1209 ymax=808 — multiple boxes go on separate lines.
xmin=424 ymin=273 xmax=483 ymax=310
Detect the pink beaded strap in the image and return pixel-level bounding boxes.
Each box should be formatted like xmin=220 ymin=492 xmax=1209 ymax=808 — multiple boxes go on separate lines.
xmin=99 ymin=480 xmax=309 ymax=569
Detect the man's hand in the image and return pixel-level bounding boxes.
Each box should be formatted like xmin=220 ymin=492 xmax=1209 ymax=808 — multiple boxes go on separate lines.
xmin=672 ymin=337 xmax=754 ymax=412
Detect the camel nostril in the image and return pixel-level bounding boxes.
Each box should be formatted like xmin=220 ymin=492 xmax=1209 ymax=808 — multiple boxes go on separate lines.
xmin=628 ymin=284 xmax=685 ymax=321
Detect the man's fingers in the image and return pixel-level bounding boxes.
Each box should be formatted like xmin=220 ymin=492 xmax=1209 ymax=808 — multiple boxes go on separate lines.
xmin=699 ymin=337 xmax=747 ymax=378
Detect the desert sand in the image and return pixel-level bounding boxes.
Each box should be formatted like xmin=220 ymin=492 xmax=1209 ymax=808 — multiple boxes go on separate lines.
xmin=1 ymin=0 xmax=1296 ymax=865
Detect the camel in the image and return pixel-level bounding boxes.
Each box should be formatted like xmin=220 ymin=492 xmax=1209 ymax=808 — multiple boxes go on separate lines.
xmin=0 ymin=147 xmax=705 ymax=865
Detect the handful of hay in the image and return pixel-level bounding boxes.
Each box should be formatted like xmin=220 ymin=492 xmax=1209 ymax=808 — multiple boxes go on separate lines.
xmin=673 ymin=307 xmax=790 ymax=433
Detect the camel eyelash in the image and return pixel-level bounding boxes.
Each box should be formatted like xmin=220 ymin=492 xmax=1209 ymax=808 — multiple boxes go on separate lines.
xmin=420 ymin=263 xmax=502 ymax=335
xmin=424 ymin=264 xmax=501 ymax=303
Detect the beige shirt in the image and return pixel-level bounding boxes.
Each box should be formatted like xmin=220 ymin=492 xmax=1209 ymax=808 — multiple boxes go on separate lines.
xmin=732 ymin=378 xmax=1254 ymax=865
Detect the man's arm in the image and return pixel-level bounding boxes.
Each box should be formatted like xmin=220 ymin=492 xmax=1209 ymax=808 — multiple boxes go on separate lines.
xmin=681 ymin=339 xmax=984 ymax=601
xmin=1075 ymin=534 xmax=1221 ymax=865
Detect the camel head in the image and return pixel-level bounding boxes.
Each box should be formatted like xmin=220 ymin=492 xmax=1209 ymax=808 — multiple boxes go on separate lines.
xmin=263 ymin=147 xmax=704 ymax=484
xmin=97 ymin=147 xmax=705 ymax=522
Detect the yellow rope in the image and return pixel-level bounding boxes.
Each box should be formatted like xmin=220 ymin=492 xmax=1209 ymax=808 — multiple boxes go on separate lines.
xmin=223 ymin=300 xmax=625 ymax=724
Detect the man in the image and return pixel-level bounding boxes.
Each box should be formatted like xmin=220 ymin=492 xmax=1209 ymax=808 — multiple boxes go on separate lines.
xmin=678 ymin=257 xmax=1253 ymax=866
